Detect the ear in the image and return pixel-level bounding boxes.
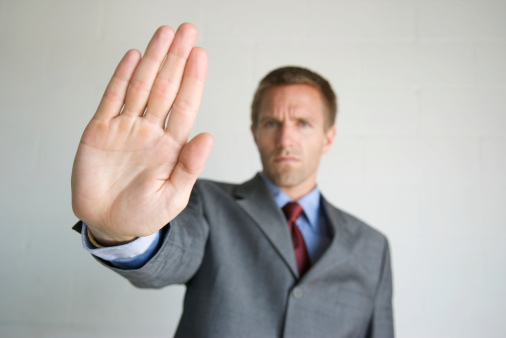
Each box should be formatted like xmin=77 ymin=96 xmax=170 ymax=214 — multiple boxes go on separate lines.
xmin=322 ymin=125 xmax=336 ymax=155
xmin=250 ymin=125 xmax=258 ymax=144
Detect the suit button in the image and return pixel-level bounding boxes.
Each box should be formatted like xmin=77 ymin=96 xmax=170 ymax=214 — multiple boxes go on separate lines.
xmin=292 ymin=287 xmax=303 ymax=298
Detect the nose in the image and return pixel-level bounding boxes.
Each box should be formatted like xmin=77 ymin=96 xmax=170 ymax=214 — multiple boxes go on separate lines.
xmin=276 ymin=123 xmax=294 ymax=148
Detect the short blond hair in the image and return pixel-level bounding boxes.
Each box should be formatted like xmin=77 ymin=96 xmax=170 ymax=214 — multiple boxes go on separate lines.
xmin=251 ymin=66 xmax=337 ymax=130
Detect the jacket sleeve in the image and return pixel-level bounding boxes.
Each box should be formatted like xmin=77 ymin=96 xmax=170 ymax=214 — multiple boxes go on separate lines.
xmin=367 ymin=239 xmax=395 ymax=338
xmin=74 ymin=181 xmax=210 ymax=289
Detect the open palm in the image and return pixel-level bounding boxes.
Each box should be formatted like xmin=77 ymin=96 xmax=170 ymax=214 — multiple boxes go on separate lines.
xmin=71 ymin=24 xmax=213 ymax=245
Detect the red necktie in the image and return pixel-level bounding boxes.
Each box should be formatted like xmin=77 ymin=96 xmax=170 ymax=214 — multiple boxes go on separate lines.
xmin=282 ymin=202 xmax=311 ymax=277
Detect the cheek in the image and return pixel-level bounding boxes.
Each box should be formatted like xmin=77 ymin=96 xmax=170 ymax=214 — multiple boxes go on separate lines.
xmin=256 ymin=132 xmax=274 ymax=148
xmin=306 ymin=137 xmax=324 ymax=152
xmin=304 ymin=139 xmax=326 ymax=163
xmin=256 ymin=138 xmax=273 ymax=156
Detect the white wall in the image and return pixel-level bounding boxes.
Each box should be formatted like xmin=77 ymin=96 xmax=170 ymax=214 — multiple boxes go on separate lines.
xmin=1 ymin=1 xmax=505 ymax=337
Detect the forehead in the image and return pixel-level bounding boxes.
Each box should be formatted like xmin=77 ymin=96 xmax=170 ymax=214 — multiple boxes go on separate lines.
xmin=258 ymin=84 xmax=326 ymax=120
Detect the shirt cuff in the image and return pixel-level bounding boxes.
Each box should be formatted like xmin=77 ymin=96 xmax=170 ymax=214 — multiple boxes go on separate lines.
xmin=81 ymin=223 xmax=161 ymax=269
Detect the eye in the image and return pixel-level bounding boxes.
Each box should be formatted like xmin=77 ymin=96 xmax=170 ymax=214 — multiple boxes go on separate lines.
xmin=299 ymin=120 xmax=310 ymax=127
xmin=264 ymin=121 xmax=277 ymax=128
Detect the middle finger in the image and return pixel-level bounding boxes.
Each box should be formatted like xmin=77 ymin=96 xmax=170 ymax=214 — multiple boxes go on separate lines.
xmin=121 ymin=25 xmax=175 ymax=118
xmin=143 ymin=23 xmax=199 ymax=126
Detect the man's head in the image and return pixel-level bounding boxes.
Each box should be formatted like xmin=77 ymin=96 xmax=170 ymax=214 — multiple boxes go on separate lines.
xmin=250 ymin=66 xmax=337 ymax=199
xmin=251 ymin=66 xmax=337 ymax=131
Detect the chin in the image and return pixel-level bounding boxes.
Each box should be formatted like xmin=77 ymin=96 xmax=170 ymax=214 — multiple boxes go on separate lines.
xmin=269 ymin=171 xmax=302 ymax=188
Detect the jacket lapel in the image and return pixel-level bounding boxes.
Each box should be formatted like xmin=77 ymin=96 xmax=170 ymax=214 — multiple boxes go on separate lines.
xmin=234 ymin=174 xmax=299 ymax=278
xmin=302 ymin=196 xmax=353 ymax=280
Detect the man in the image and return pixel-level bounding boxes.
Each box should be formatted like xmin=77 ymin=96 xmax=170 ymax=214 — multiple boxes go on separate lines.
xmin=72 ymin=23 xmax=394 ymax=337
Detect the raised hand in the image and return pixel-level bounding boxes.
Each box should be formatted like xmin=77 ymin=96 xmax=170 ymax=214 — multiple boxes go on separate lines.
xmin=71 ymin=23 xmax=213 ymax=246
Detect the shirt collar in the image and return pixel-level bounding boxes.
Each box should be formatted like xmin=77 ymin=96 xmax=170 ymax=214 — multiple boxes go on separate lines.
xmin=259 ymin=173 xmax=321 ymax=230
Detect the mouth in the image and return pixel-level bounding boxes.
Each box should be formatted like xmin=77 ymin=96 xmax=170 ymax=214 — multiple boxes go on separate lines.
xmin=274 ymin=155 xmax=299 ymax=163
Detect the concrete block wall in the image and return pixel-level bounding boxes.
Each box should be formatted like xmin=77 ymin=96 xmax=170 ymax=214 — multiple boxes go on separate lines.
xmin=0 ymin=0 xmax=504 ymax=337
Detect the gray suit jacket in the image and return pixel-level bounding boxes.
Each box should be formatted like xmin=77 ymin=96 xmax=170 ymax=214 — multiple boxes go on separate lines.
xmin=75 ymin=174 xmax=394 ymax=337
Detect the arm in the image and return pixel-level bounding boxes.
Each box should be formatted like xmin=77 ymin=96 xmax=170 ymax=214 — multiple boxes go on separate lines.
xmin=81 ymin=182 xmax=210 ymax=288
xmin=80 ymin=222 xmax=162 ymax=269
xmin=71 ymin=23 xmax=213 ymax=246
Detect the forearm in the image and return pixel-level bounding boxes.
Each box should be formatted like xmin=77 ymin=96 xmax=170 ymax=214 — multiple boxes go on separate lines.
xmin=75 ymin=182 xmax=210 ymax=288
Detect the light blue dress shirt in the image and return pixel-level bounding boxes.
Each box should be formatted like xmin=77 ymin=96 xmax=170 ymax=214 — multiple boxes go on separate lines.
xmin=259 ymin=174 xmax=332 ymax=264
xmin=80 ymin=223 xmax=162 ymax=269
xmin=81 ymin=174 xmax=332 ymax=269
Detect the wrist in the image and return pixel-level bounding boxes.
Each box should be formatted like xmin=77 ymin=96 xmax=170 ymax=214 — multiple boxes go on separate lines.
xmin=87 ymin=227 xmax=137 ymax=247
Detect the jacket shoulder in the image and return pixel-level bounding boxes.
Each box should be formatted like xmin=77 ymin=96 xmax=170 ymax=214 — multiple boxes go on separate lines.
xmin=195 ymin=178 xmax=238 ymax=193
xmin=323 ymin=200 xmax=389 ymax=246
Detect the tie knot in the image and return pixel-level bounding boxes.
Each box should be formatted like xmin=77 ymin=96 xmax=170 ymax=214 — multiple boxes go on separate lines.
xmin=282 ymin=202 xmax=303 ymax=223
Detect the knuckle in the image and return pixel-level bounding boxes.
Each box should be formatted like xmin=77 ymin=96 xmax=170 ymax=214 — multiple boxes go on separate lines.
xmin=173 ymin=98 xmax=196 ymax=115
xmin=102 ymin=88 xmax=123 ymax=103
xmin=129 ymin=78 xmax=151 ymax=95
xmin=151 ymin=81 xmax=178 ymax=100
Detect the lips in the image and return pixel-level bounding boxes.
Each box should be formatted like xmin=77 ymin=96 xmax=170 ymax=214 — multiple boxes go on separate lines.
xmin=274 ymin=155 xmax=299 ymax=163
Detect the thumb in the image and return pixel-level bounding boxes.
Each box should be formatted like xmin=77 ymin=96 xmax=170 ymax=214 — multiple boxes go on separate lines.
xmin=169 ymin=132 xmax=214 ymax=197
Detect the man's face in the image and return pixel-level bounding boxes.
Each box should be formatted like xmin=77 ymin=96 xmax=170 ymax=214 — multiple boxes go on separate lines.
xmin=251 ymin=84 xmax=336 ymax=199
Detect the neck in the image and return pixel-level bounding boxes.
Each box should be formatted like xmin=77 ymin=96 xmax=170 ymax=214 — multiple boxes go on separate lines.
xmin=279 ymin=184 xmax=316 ymax=200
xmin=259 ymin=171 xmax=318 ymax=200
